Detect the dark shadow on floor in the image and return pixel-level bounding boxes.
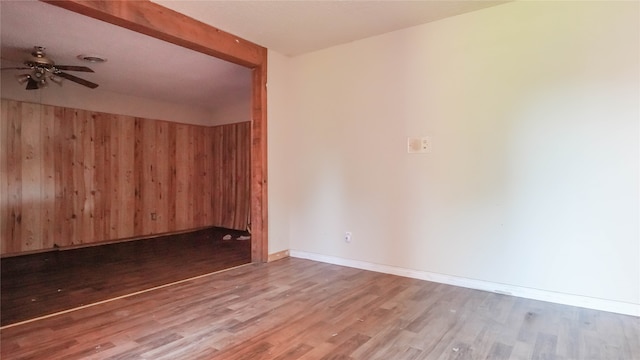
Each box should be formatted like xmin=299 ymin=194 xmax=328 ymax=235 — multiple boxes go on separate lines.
xmin=0 ymin=227 xmax=251 ymax=326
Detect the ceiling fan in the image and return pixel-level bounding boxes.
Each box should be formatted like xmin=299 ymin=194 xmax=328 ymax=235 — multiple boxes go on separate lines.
xmin=1 ymin=46 xmax=99 ymax=90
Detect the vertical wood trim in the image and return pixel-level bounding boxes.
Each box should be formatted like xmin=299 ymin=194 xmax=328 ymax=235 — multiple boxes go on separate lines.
xmin=0 ymin=99 xmax=9 ymax=253
xmin=94 ymin=111 xmax=109 ymax=241
xmin=141 ymin=118 xmax=156 ymax=234
xmin=81 ymin=111 xmax=96 ymax=245
xmin=211 ymin=126 xmax=221 ymax=227
xmin=251 ymin=63 xmax=268 ymax=262
xmin=53 ymin=106 xmax=66 ymax=246
xmin=155 ymin=120 xmax=169 ymax=234
xmin=120 ymin=115 xmax=136 ymax=239
xmin=228 ymin=124 xmax=235 ymax=228
xmin=107 ymin=114 xmax=119 ymax=240
xmin=11 ymin=101 xmax=22 ymax=253
xmin=41 ymin=105 xmax=56 ymax=249
xmin=133 ymin=118 xmax=144 ymax=235
xmin=193 ymin=127 xmax=204 ymax=228
xmin=20 ymin=102 xmax=41 ymax=251
xmin=204 ymin=127 xmax=213 ymax=226
xmin=64 ymin=108 xmax=77 ymax=245
xmin=174 ymin=124 xmax=189 ymax=230
xmin=239 ymin=122 xmax=251 ymax=230
xmin=1 ymin=99 xmax=22 ymax=253
xmin=167 ymin=122 xmax=177 ymax=230
xmin=70 ymin=108 xmax=83 ymax=245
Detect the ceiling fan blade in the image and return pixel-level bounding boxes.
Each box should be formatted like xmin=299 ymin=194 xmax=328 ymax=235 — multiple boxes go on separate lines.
xmin=55 ymin=65 xmax=94 ymax=72
xmin=56 ymin=72 xmax=99 ymax=89
xmin=1 ymin=67 xmax=31 ymax=71
xmin=26 ymin=78 xmax=39 ymax=90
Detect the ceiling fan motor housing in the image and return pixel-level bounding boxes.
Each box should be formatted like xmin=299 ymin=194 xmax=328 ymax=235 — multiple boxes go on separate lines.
xmin=27 ymin=46 xmax=55 ymax=68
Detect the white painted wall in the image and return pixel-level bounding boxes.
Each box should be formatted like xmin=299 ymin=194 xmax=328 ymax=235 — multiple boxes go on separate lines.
xmin=278 ymin=1 xmax=639 ymax=308
xmin=267 ymin=50 xmax=293 ymax=254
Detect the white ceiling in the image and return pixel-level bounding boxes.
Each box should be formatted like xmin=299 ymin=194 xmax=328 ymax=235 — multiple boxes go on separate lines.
xmin=155 ymin=0 xmax=509 ymax=57
xmin=1 ymin=0 xmax=508 ymax=113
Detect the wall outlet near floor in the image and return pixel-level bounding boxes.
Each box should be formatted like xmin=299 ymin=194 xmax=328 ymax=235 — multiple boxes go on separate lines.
xmin=150 ymin=212 xmax=157 ymax=220
xmin=344 ymin=231 xmax=352 ymax=243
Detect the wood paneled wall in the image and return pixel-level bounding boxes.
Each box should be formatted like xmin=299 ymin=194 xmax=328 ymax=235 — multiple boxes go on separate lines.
xmin=211 ymin=122 xmax=251 ymax=231
xmin=0 ymin=99 xmax=250 ymax=255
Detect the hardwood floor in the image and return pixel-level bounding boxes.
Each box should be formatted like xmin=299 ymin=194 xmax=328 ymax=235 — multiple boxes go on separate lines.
xmin=1 ymin=258 xmax=638 ymax=359
xmin=1 ymin=227 xmax=251 ymax=326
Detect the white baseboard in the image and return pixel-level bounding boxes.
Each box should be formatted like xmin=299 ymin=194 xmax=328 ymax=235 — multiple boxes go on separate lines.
xmin=289 ymin=250 xmax=639 ymax=317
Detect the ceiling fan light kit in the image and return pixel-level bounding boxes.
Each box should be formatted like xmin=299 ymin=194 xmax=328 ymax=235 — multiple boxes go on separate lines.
xmin=15 ymin=73 xmax=30 ymax=85
xmin=2 ymin=46 xmax=100 ymax=90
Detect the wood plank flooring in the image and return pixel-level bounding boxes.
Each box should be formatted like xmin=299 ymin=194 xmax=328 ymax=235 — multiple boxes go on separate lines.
xmin=1 ymin=227 xmax=251 ymax=326
xmin=1 ymin=258 xmax=638 ymax=359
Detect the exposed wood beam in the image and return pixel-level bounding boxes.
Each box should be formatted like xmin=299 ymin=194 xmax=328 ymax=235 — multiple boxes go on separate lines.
xmin=42 ymin=0 xmax=265 ymax=67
